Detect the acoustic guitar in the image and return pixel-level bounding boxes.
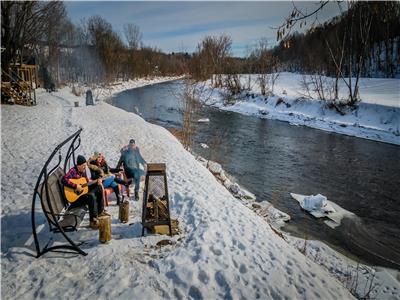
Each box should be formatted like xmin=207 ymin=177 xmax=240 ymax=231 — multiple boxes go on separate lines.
xmin=64 ymin=177 xmax=101 ymax=203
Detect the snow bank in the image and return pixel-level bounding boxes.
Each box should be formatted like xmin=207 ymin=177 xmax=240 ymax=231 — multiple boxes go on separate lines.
xmin=197 ymin=157 xmax=290 ymax=229
xmin=287 ymin=237 xmax=400 ymax=300
xmin=1 ymin=80 xmax=356 ymax=299
xmin=200 ymin=73 xmax=400 ymax=145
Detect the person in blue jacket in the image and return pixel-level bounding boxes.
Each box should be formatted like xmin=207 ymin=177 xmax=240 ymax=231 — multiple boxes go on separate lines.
xmin=117 ymin=139 xmax=147 ymax=200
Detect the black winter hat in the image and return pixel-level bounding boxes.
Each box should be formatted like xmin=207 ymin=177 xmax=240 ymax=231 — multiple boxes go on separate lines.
xmin=77 ymin=155 xmax=86 ymax=166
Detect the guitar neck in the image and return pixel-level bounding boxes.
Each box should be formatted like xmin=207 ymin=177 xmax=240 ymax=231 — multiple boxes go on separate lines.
xmin=82 ymin=177 xmax=104 ymax=188
xmin=82 ymin=181 xmax=97 ymax=188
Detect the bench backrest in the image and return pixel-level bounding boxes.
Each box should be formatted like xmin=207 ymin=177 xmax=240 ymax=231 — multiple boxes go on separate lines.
xmin=38 ymin=167 xmax=66 ymax=226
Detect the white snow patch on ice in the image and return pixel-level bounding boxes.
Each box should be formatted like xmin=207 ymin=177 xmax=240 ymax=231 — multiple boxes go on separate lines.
xmin=291 ymin=193 xmax=355 ymax=229
xmin=197 ymin=118 xmax=210 ymax=123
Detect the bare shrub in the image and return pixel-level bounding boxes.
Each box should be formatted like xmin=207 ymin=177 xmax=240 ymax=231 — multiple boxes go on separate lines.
xmin=169 ymin=79 xmax=214 ymax=150
xmin=299 ymin=74 xmax=334 ymax=101
xmin=224 ymin=74 xmax=242 ymax=99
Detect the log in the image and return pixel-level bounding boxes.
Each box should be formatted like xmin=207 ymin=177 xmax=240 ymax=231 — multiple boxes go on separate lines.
xmin=98 ymin=215 xmax=111 ymax=243
xmin=119 ymin=200 xmax=129 ymax=223
xmin=156 ymin=199 xmax=169 ymax=220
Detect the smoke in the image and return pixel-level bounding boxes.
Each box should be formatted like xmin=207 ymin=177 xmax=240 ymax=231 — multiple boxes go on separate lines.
xmin=59 ymin=44 xmax=106 ymax=85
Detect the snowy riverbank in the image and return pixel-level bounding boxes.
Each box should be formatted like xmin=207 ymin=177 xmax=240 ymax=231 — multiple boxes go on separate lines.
xmin=1 ymin=77 xmax=398 ymax=299
xmin=200 ymin=73 xmax=400 ymax=145
xmin=197 ymin=157 xmax=400 ymax=299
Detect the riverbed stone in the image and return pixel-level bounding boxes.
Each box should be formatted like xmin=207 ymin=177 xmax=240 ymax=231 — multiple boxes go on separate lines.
xmin=196 ymin=156 xmax=208 ymax=168
xmin=223 ymin=179 xmax=232 ymax=189
xmin=217 ymin=170 xmax=227 ymax=182
xmin=228 ymin=183 xmax=241 ymax=195
xmin=208 ymin=161 xmax=223 ymax=175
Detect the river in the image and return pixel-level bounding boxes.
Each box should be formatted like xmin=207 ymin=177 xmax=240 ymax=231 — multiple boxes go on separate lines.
xmin=109 ymin=80 xmax=400 ymax=269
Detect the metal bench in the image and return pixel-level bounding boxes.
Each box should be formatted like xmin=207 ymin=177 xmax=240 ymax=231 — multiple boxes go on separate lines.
xmin=32 ymin=128 xmax=88 ymax=257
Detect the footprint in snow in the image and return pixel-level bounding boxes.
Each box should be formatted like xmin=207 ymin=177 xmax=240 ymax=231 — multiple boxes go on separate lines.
xmin=198 ymin=269 xmax=210 ymax=284
xmin=210 ymin=245 xmax=222 ymax=256
xmin=189 ymin=286 xmax=203 ymax=300
xmin=239 ymin=264 xmax=248 ymax=274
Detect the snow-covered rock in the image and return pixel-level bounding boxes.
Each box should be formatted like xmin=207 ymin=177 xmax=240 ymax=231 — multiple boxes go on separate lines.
xmin=216 ymin=170 xmax=227 ymax=182
xmin=241 ymin=188 xmax=256 ymax=201
xmin=256 ymin=200 xmax=291 ymax=228
xmin=228 ymin=183 xmax=243 ymax=197
xmin=207 ymin=160 xmax=223 ymax=175
xmin=196 ymin=155 xmax=208 ymax=168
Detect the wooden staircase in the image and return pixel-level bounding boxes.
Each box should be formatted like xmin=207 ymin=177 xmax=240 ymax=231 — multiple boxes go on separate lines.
xmin=1 ymin=65 xmax=37 ymax=106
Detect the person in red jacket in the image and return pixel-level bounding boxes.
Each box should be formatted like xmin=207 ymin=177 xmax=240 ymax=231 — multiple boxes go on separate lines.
xmin=62 ymin=155 xmax=106 ymax=229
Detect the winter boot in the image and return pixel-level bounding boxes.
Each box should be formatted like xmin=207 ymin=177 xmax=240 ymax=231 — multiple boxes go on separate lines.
xmin=89 ymin=218 xmax=99 ymax=229
xmin=114 ymin=186 xmax=122 ymax=205
xmin=134 ymin=190 xmax=139 ymax=201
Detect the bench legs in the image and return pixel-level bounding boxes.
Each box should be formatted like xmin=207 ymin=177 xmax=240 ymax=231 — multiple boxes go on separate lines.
xmin=38 ymin=244 xmax=88 ymax=257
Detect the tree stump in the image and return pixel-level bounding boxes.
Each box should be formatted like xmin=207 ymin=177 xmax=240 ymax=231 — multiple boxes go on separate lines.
xmin=119 ymin=200 xmax=129 ymax=223
xmin=98 ymin=215 xmax=111 ymax=243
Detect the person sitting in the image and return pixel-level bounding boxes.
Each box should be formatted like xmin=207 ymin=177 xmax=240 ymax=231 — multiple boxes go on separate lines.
xmin=87 ymin=151 xmax=131 ymax=205
xmin=62 ymin=155 xmax=106 ymax=229
xmin=117 ymin=139 xmax=147 ymax=200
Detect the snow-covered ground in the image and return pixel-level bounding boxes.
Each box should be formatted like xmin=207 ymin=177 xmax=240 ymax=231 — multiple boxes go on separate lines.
xmin=200 ymin=73 xmax=400 ymax=145
xmin=1 ymin=77 xmax=398 ymax=299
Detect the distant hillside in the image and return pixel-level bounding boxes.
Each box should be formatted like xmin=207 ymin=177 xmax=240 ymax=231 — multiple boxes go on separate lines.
xmin=273 ymin=2 xmax=400 ymax=78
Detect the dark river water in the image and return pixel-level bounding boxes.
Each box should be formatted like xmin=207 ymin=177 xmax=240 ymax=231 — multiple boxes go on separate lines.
xmin=109 ymin=80 xmax=400 ymax=269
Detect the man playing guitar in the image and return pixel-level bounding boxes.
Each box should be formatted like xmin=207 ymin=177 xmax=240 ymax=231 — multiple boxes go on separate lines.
xmin=62 ymin=155 xmax=107 ymax=229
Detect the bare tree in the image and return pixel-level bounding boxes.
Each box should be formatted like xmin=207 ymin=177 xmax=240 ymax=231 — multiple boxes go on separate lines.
xmin=299 ymin=73 xmax=335 ymax=103
xmin=178 ymin=79 xmax=204 ymax=150
xmin=44 ymin=3 xmax=68 ymax=85
xmin=197 ymin=35 xmax=232 ymax=86
xmin=87 ymin=15 xmax=125 ymax=82
xmin=168 ymin=77 xmax=215 ymax=150
xmin=123 ymin=23 xmax=142 ymax=50
xmin=276 ymin=0 xmax=330 ymax=41
xmin=251 ymin=38 xmax=281 ymax=96
xmin=324 ymin=2 xmax=373 ymax=106
xmin=1 ymin=1 xmax=65 ymax=72
xmin=277 ymin=1 xmax=374 ymax=107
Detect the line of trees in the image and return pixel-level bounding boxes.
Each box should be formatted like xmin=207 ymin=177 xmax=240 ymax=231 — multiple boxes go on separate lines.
xmin=54 ymin=15 xmax=190 ymax=84
xmin=275 ymin=2 xmax=400 ymax=77
xmin=2 ymin=1 xmax=398 ymax=96
xmin=274 ymin=1 xmax=400 ymax=104
xmin=186 ymin=1 xmax=400 ymax=107
xmin=1 ymin=1 xmax=189 ymax=86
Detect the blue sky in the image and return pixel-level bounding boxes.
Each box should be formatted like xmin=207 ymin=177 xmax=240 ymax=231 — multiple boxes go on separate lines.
xmin=65 ymin=1 xmax=343 ymax=57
